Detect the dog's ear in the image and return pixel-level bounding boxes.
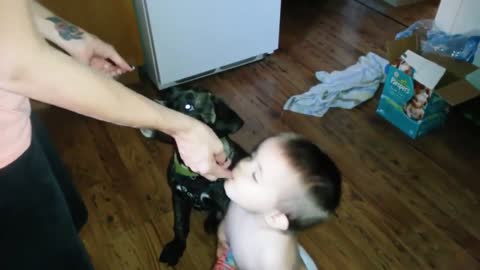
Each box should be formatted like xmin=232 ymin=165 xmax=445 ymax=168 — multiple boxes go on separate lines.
xmin=157 ymin=86 xmax=183 ymax=107
xmin=212 ymin=96 xmax=244 ymax=137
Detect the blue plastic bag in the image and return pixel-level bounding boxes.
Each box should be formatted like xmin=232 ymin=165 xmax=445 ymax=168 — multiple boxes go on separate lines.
xmin=396 ymin=19 xmax=480 ymax=63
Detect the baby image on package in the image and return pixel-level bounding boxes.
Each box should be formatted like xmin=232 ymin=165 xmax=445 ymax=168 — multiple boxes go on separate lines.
xmin=392 ymin=58 xmax=433 ymax=121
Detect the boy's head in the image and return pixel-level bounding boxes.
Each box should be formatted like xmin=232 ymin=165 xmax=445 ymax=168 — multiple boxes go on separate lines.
xmin=224 ymin=133 xmax=341 ymax=231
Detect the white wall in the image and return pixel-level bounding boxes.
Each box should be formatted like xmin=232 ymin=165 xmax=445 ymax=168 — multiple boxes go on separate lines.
xmin=435 ymin=0 xmax=480 ymax=35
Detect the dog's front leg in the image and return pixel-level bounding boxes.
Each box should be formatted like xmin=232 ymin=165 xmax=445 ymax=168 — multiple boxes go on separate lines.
xmin=159 ymin=192 xmax=192 ymax=266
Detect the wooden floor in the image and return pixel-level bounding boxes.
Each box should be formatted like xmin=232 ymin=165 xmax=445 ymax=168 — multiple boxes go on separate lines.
xmin=39 ymin=0 xmax=480 ymax=269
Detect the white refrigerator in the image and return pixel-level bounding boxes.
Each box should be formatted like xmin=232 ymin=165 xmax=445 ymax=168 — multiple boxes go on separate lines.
xmin=133 ymin=0 xmax=282 ymax=89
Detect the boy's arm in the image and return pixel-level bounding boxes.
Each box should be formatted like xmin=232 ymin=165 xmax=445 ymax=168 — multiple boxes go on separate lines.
xmin=261 ymin=258 xmax=294 ymax=270
xmin=261 ymin=245 xmax=299 ymax=270
xmin=216 ymin=220 xmax=229 ymax=258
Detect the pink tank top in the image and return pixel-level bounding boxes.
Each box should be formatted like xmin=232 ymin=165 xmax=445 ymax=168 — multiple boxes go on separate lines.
xmin=0 ymin=88 xmax=32 ymax=169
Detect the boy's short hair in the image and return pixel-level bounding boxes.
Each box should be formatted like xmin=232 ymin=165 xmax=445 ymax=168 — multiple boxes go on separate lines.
xmin=278 ymin=134 xmax=342 ymax=231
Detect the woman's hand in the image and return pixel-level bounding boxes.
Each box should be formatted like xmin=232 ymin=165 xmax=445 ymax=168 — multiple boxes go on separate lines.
xmin=173 ymin=120 xmax=232 ymax=181
xmin=63 ymin=32 xmax=133 ymax=77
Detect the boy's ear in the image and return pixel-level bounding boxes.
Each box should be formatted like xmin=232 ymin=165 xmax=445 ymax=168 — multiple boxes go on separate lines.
xmin=264 ymin=211 xmax=289 ymax=231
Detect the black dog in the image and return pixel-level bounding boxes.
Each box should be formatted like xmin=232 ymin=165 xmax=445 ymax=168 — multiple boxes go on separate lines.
xmin=141 ymin=86 xmax=247 ymax=266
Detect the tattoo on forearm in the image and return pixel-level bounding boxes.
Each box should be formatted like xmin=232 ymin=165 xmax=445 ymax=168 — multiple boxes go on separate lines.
xmin=46 ymin=16 xmax=84 ymax=41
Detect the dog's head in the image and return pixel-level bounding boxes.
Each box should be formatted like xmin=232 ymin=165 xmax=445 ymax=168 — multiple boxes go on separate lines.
xmin=157 ymin=86 xmax=244 ymax=137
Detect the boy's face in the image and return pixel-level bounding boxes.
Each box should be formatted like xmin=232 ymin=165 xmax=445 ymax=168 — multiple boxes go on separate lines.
xmin=224 ymin=137 xmax=303 ymax=213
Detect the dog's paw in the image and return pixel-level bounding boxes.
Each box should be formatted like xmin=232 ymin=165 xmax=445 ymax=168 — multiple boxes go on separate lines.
xmin=159 ymin=240 xmax=186 ymax=266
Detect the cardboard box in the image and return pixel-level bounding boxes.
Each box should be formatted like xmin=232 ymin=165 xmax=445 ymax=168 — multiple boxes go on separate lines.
xmin=474 ymin=48 xmax=480 ymax=67
xmin=377 ymin=35 xmax=480 ymax=139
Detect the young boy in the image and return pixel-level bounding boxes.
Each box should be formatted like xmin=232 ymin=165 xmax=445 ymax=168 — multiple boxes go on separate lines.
xmin=214 ymin=133 xmax=342 ymax=270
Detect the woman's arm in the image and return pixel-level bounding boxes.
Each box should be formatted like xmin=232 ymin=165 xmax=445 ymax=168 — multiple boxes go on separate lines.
xmin=2 ymin=1 xmax=180 ymax=133
xmin=31 ymin=0 xmax=131 ymax=76
xmin=32 ymin=0 xmax=71 ymax=48
xmin=0 ymin=0 xmax=231 ymax=180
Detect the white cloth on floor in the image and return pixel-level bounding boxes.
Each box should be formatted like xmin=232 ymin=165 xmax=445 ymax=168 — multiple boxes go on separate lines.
xmin=298 ymin=245 xmax=317 ymax=270
xmin=283 ymin=52 xmax=389 ymax=117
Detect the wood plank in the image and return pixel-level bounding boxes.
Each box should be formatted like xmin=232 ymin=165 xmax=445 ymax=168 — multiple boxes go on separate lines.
xmin=103 ymin=122 xmax=173 ymax=221
xmin=355 ymin=0 xmax=440 ymax=26
xmin=38 ymin=110 xmax=110 ymax=191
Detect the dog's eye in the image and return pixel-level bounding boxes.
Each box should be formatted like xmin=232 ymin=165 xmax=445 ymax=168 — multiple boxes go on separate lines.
xmin=184 ymin=104 xmax=195 ymax=111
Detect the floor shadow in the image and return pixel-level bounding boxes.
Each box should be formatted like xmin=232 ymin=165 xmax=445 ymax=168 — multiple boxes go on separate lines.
xmin=279 ymin=0 xmax=329 ymax=50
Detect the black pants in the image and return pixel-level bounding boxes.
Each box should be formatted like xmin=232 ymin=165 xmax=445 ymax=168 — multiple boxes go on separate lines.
xmin=0 ymin=114 xmax=93 ymax=270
